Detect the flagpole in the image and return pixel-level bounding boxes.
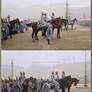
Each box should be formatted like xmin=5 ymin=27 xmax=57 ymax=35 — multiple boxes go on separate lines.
xmin=66 ymin=0 xmax=68 ymax=19
xmin=84 ymin=50 xmax=87 ymax=87
xmin=11 ymin=60 xmax=13 ymax=79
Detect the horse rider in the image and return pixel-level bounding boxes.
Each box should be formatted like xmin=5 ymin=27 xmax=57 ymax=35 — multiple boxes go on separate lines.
xmin=51 ymin=12 xmax=55 ymax=19
xmin=68 ymin=16 xmax=73 ymax=24
xmin=62 ymin=71 xmax=66 ymax=92
xmin=19 ymin=72 xmax=24 ymax=83
xmin=40 ymin=11 xmax=53 ymax=45
xmin=62 ymin=71 xmax=65 ymax=79
xmin=55 ymin=72 xmax=59 ymax=80
xmin=51 ymin=72 xmax=55 ymax=83
xmin=7 ymin=15 xmax=10 ymax=22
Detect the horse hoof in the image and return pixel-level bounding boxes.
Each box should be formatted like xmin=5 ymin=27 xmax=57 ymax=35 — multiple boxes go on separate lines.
xmin=32 ymin=40 xmax=35 ymax=42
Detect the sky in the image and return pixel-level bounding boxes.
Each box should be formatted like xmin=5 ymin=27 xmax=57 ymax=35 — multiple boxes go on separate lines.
xmin=2 ymin=0 xmax=90 ymax=8
xmin=1 ymin=50 xmax=91 ymax=68
xmin=1 ymin=0 xmax=90 ymax=19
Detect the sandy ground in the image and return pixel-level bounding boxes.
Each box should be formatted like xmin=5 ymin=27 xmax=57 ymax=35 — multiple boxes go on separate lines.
xmin=2 ymin=25 xmax=91 ymax=50
xmin=50 ymin=88 xmax=91 ymax=92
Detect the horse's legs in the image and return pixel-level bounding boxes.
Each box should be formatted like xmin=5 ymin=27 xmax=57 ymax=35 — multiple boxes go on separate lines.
xmin=71 ymin=24 xmax=73 ymax=30
xmin=32 ymin=31 xmax=35 ymax=39
xmin=35 ymin=31 xmax=39 ymax=40
xmin=68 ymin=87 xmax=70 ymax=92
xmin=57 ymin=28 xmax=60 ymax=38
xmin=9 ymin=30 xmax=12 ymax=39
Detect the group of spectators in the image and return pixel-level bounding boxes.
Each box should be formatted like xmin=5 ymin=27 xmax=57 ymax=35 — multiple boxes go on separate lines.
xmin=1 ymin=71 xmax=66 ymax=92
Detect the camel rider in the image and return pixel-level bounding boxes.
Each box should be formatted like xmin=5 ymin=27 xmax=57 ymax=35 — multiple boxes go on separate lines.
xmin=51 ymin=12 xmax=55 ymax=19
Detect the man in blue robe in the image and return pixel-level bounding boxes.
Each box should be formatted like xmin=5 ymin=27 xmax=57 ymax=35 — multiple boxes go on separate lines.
xmin=46 ymin=23 xmax=53 ymax=44
xmin=42 ymin=79 xmax=51 ymax=92
xmin=51 ymin=72 xmax=55 ymax=83
xmin=53 ymin=80 xmax=60 ymax=92
xmin=40 ymin=11 xmax=53 ymax=44
xmin=35 ymin=79 xmax=42 ymax=92
xmin=28 ymin=80 xmax=34 ymax=92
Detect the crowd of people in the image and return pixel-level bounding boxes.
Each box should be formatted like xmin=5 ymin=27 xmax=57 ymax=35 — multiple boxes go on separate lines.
xmin=1 ymin=13 xmax=73 ymax=45
xmin=1 ymin=16 xmax=28 ymax=40
xmin=1 ymin=71 xmax=66 ymax=92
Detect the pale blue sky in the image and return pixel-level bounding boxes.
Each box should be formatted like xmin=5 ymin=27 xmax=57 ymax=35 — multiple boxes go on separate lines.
xmin=2 ymin=0 xmax=90 ymax=8
xmin=2 ymin=50 xmax=91 ymax=68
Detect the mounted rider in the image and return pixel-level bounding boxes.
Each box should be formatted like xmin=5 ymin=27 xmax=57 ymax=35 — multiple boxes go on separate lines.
xmin=40 ymin=11 xmax=53 ymax=45
xmin=68 ymin=16 xmax=73 ymax=24
xmin=51 ymin=12 xmax=55 ymax=19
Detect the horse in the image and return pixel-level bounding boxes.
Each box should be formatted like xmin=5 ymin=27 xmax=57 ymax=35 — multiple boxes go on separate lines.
xmin=62 ymin=18 xmax=78 ymax=30
xmin=8 ymin=18 xmax=20 ymax=38
xmin=29 ymin=17 xmax=63 ymax=40
xmin=68 ymin=18 xmax=78 ymax=30
xmin=58 ymin=76 xmax=79 ymax=92
xmin=22 ymin=76 xmax=37 ymax=92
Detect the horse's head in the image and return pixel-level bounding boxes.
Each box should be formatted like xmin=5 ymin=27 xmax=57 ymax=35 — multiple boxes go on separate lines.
xmin=73 ymin=18 xmax=78 ymax=23
xmin=72 ymin=78 xmax=79 ymax=86
xmin=16 ymin=18 xmax=20 ymax=24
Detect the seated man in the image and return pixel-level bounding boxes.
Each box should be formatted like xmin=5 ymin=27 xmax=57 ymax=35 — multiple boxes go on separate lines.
xmin=40 ymin=11 xmax=53 ymax=44
xmin=68 ymin=16 xmax=73 ymax=24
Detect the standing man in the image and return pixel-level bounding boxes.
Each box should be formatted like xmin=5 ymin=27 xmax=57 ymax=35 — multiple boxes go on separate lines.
xmin=54 ymin=79 xmax=60 ymax=92
xmin=62 ymin=71 xmax=66 ymax=92
xmin=42 ymin=79 xmax=51 ymax=92
xmin=46 ymin=23 xmax=53 ymax=45
xmin=28 ymin=80 xmax=34 ymax=92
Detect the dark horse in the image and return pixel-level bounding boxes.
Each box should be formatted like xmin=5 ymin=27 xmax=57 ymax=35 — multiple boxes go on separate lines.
xmin=28 ymin=17 xmax=63 ymax=40
xmin=22 ymin=77 xmax=37 ymax=92
xmin=68 ymin=18 xmax=78 ymax=30
xmin=8 ymin=18 xmax=20 ymax=38
xmin=58 ymin=76 xmax=79 ymax=92
xmin=27 ymin=22 xmax=47 ymax=40
xmin=62 ymin=18 xmax=78 ymax=30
